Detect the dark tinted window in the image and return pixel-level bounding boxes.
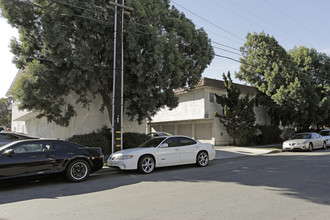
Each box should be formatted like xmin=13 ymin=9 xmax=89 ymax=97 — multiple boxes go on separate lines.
xmin=179 ymin=137 xmax=197 ymax=146
xmin=164 ymin=137 xmax=196 ymax=147
xmin=139 ymin=138 xmax=166 ymax=148
xmin=11 ymin=141 xmax=51 ymax=153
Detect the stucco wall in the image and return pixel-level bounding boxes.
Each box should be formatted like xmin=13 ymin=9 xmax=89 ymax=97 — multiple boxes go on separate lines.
xmin=149 ymin=87 xmax=272 ymax=146
xmin=11 ymin=93 xmax=146 ymax=139
xmin=151 ymin=89 xmax=206 ymax=122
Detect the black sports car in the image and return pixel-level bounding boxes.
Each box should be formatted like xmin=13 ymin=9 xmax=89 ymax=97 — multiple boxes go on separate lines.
xmin=0 ymin=139 xmax=104 ymax=182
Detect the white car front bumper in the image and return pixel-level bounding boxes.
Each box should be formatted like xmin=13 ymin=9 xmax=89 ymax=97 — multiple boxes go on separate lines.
xmin=282 ymin=143 xmax=308 ymax=151
xmin=107 ymin=156 xmax=138 ymax=170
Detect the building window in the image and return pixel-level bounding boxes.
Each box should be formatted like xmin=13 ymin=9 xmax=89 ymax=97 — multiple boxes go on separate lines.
xmin=210 ymin=93 xmax=215 ymax=103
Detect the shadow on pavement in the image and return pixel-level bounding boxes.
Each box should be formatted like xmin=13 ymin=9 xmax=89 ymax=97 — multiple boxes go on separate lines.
xmin=1 ymin=150 xmax=330 ymax=207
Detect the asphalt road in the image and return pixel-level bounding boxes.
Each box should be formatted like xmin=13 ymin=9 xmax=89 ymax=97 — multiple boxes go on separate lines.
xmin=1 ymin=150 xmax=330 ymax=220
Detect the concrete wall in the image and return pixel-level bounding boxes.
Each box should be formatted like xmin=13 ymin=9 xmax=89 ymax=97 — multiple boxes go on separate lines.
xmin=11 ymin=94 xmax=146 ymax=139
xmin=151 ymin=88 xmax=206 ymax=122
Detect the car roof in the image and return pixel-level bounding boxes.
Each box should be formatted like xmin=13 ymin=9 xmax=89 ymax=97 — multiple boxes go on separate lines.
xmin=0 ymin=132 xmax=38 ymax=138
xmin=152 ymin=135 xmax=196 ymax=140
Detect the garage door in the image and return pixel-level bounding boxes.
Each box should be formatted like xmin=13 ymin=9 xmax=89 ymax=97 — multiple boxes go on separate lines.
xmin=178 ymin=124 xmax=192 ymax=137
xmin=195 ymin=123 xmax=212 ymax=142
xmin=150 ymin=125 xmax=160 ymax=132
xmin=162 ymin=125 xmax=175 ymax=135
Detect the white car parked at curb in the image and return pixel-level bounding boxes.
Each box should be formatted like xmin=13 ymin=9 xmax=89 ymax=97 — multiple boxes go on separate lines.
xmin=282 ymin=132 xmax=326 ymax=152
xmin=319 ymin=129 xmax=330 ymax=147
xmin=108 ymin=135 xmax=216 ymax=174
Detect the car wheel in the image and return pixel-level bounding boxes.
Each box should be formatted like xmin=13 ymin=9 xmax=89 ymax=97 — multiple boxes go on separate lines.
xmin=66 ymin=159 xmax=90 ymax=182
xmin=323 ymin=142 xmax=327 ymax=150
xmin=196 ymin=151 xmax=209 ymax=167
xmin=308 ymin=143 xmax=313 ymax=152
xmin=138 ymin=155 xmax=155 ymax=174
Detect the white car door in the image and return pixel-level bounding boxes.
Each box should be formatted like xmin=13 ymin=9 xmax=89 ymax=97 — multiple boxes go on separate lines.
xmin=177 ymin=137 xmax=198 ymax=164
xmin=313 ymin=133 xmax=323 ymax=148
xmin=156 ymin=137 xmax=181 ymax=166
xmin=316 ymin=133 xmax=324 ymax=148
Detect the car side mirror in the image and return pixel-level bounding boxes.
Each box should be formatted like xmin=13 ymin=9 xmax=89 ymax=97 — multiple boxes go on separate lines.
xmin=159 ymin=143 xmax=169 ymax=148
xmin=2 ymin=149 xmax=14 ymax=157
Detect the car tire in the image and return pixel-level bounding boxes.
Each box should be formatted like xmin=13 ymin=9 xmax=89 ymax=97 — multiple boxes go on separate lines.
xmin=308 ymin=143 xmax=313 ymax=152
xmin=66 ymin=159 xmax=90 ymax=182
xmin=323 ymin=142 xmax=327 ymax=150
xmin=196 ymin=151 xmax=209 ymax=167
xmin=138 ymin=155 xmax=155 ymax=174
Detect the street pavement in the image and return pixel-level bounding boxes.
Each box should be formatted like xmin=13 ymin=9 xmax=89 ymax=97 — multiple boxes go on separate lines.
xmin=214 ymin=145 xmax=282 ymax=159
xmin=102 ymin=145 xmax=282 ymax=168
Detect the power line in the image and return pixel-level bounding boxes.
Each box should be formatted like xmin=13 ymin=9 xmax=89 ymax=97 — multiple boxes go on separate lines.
xmin=211 ymin=41 xmax=240 ymax=52
xmin=263 ymin=0 xmax=330 ymax=45
xmin=11 ymin=0 xmax=113 ymax=26
xmin=171 ymin=0 xmax=245 ymax=42
xmin=215 ymin=53 xmax=242 ymax=63
xmin=213 ymin=46 xmax=241 ymax=56
xmin=227 ymin=0 xmax=313 ymax=48
xmin=48 ymin=0 xmax=105 ymax=15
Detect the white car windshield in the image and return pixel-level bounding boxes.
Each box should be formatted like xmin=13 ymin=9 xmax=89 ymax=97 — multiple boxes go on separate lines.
xmin=138 ymin=137 xmax=166 ymax=148
xmin=320 ymin=131 xmax=330 ymax=136
xmin=291 ymin=134 xmax=311 ymax=139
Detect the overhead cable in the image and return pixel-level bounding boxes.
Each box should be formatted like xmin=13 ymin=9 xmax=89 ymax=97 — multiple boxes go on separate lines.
xmin=171 ymin=0 xmax=245 ymax=42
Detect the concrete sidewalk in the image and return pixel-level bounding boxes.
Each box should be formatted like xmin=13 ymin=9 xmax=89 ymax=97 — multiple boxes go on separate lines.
xmin=214 ymin=146 xmax=281 ymax=160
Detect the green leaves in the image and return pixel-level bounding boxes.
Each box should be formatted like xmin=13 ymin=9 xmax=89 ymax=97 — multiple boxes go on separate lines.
xmin=1 ymin=0 xmax=214 ymax=126
xmin=0 ymin=98 xmax=11 ymax=127
xmin=215 ymin=72 xmax=256 ymax=145
xmin=237 ymin=32 xmax=330 ymax=129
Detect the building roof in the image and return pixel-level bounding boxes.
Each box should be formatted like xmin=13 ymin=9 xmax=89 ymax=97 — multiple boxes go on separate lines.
xmin=175 ymin=77 xmax=259 ymax=94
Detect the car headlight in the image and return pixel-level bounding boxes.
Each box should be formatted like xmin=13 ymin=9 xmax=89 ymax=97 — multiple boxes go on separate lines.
xmin=116 ymin=155 xmax=134 ymax=160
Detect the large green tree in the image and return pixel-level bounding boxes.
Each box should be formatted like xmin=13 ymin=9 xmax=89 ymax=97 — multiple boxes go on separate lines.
xmin=215 ymin=72 xmax=256 ymax=145
xmin=1 ymin=0 xmax=214 ymax=126
xmin=236 ymin=32 xmax=330 ymax=129
xmin=0 ymin=98 xmax=11 ymax=127
xmin=289 ymin=46 xmax=330 ymax=128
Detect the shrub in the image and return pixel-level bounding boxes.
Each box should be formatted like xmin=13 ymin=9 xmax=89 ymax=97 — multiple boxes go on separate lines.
xmin=123 ymin=132 xmax=150 ymax=149
xmin=255 ymin=125 xmax=282 ymax=145
xmin=67 ymin=132 xmax=111 ymax=155
xmin=281 ymin=127 xmax=296 ymax=140
xmin=66 ymin=126 xmax=150 ymax=155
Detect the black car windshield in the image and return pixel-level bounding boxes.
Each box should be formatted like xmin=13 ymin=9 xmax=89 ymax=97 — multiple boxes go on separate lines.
xmin=291 ymin=134 xmax=311 ymax=139
xmin=138 ymin=137 xmax=166 ymax=148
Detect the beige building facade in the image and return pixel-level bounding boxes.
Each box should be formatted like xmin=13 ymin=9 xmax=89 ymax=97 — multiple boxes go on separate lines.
xmin=7 ymin=70 xmax=146 ymax=139
xmin=148 ymin=77 xmax=271 ymax=146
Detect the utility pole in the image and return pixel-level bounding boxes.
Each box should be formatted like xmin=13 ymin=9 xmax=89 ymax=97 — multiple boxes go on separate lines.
xmin=111 ymin=0 xmax=133 ymax=154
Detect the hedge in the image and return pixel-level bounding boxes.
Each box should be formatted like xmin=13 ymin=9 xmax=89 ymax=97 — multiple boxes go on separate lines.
xmin=66 ymin=127 xmax=150 ymax=155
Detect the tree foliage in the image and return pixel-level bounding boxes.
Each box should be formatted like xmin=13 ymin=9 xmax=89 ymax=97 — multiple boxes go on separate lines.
xmin=215 ymin=72 xmax=256 ymax=145
xmin=0 ymin=98 xmax=11 ymax=126
xmin=236 ymin=32 xmax=330 ymax=129
xmin=1 ymin=0 xmax=214 ymax=126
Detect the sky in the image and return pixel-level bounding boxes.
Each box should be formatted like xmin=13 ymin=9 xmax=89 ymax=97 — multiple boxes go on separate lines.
xmin=1 ymin=0 xmax=330 ymax=98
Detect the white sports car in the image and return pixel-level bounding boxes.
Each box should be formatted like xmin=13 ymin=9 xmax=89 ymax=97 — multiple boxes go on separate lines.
xmin=108 ymin=135 xmax=216 ymax=174
xmin=282 ymin=132 xmax=326 ymax=151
